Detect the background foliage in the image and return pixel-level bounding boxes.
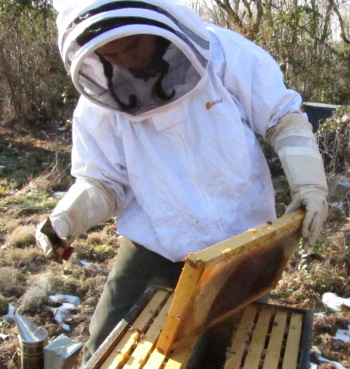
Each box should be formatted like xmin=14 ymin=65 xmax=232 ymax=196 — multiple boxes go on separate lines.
xmin=0 ymin=2 xmax=349 ymax=368
xmin=191 ymin=0 xmax=350 ymax=104
xmin=0 ymin=0 xmax=349 ymax=128
xmin=0 ymin=0 xmax=76 ymax=128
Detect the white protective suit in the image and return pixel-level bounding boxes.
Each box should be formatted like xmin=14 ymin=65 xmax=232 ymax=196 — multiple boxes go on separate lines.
xmin=48 ymin=0 xmax=327 ymax=262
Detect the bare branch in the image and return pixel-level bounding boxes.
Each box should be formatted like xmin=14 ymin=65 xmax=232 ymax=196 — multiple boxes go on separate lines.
xmin=241 ymin=0 xmax=253 ymax=18
xmin=320 ymin=1 xmax=334 ymax=44
xmin=252 ymin=0 xmax=263 ymax=37
xmin=213 ymin=0 xmax=244 ymax=29
xmin=329 ymin=0 xmax=350 ymax=43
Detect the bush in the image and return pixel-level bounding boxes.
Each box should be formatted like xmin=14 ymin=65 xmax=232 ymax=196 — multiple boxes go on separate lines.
xmin=316 ymin=106 xmax=350 ymax=174
xmin=0 ymin=1 xmax=77 ymax=129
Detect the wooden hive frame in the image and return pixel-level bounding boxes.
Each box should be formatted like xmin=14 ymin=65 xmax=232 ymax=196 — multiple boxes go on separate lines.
xmin=83 ymin=210 xmax=305 ymax=369
xmin=223 ymin=303 xmax=313 ymax=369
xmin=156 ymin=210 xmax=305 ymax=355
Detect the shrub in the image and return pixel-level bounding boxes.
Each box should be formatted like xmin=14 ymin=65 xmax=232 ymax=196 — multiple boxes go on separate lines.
xmin=0 ymin=1 xmax=77 ymax=129
xmin=317 ymin=106 xmax=350 ymax=174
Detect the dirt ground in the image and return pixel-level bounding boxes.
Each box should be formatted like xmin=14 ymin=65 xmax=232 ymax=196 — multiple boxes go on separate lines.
xmin=0 ymin=126 xmax=349 ymax=369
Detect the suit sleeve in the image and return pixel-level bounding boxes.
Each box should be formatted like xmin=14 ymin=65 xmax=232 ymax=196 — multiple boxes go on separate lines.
xmin=222 ymin=34 xmax=303 ymax=138
xmin=71 ymin=96 xmax=133 ymax=213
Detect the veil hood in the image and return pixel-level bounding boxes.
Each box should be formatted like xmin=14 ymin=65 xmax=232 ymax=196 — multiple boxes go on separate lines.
xmin=53 ymin=0 xmax=211 ymax=116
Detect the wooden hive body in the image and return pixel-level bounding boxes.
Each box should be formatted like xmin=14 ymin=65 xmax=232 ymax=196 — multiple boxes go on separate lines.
xmin=83 ymin=288 xmax=196 ymax=369
xmin=223 ymin=303 xmax=313 ymax=369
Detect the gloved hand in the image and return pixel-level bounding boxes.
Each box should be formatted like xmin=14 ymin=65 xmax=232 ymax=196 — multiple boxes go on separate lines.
xmin=285 ymin=185 xmax=328 ymax=252
xmin=266 ymin=112 xmax=328 ymax=252
xmin=36 ymin=218 xmax=74 ymax=263
xmin=36 ymin=177 xmax=118 ymax=262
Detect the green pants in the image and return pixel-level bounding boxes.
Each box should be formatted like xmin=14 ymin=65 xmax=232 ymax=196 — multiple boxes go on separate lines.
xmin=82 ymin=238 xmax=184 ymax=365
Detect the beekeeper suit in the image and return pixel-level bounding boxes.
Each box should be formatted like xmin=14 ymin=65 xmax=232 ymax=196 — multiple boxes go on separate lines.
xmin=36 ymin=0 xmax=328 ymax=364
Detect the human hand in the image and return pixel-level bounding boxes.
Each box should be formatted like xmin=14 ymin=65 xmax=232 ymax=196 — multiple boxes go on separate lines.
xmin=285 ymin=185 xmax=328 ymax=252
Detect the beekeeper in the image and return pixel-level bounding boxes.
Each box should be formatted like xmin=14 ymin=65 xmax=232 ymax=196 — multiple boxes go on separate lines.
xmin=36 ymin=0 xmax=328 ymax=364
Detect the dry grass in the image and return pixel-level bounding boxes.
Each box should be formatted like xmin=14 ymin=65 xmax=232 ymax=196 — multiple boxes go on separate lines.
xmin=272 ymin=218 xmax=350 ymax=308
xmin=0 ymin=246 xmax=47 ymax=273
xmin=27 ymin=166 xmax=73 ymax=194
xmin=17 ymin=284 xmax=50 ymax=315
xmin=73 ymin=221 xmax=118 ymax=263
xmin=5 ymin=225 xmax=36 ymax=249
xmin=0 ymin=218 xmax=23 ymax=234
xmin=0 ymin=267 xmax=26 ymax=299
xmin=0 ymin=125 xmax=350 ymax=368
xmin=0 ymin=294 xmax=8 ymax=316
xmin=317 ymin=336 xmax=350 ymax=367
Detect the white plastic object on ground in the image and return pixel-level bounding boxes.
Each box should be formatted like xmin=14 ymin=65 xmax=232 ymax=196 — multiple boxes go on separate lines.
xmin=333 ymin=324 xmax=350 ymax=344
xmin=322 ymin=292 xmax=350 ymax=312
xmin=2 ymin=303 xmax=15 ymax=319
xmin=49 ymin=294 xmax=81 ymax=305
xmin=48 ymin=294 xmax=81 ymax=331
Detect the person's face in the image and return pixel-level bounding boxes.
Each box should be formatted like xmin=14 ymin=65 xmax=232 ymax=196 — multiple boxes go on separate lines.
xmin=97 ymin=34 xmax=157 ymax=72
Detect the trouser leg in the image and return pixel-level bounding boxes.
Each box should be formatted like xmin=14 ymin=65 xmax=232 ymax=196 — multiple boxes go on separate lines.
xmin=82 ymin=238 xmax=183 ymax=365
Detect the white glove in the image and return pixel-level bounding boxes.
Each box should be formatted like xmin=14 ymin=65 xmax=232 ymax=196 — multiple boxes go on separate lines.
xmin=267 ymin=113 xmax=328 ymax=251
xmin=36 ymin=178 xmax=118 ymax=261
xmin=36 ymin=218 xmax=74 ymax=263
xmin=285 ymin=185 xmax=328 ymax=251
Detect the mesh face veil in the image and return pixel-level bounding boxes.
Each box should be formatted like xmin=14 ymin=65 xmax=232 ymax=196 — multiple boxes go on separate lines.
xmin=53 ymin=0 xmax=211 ymax=116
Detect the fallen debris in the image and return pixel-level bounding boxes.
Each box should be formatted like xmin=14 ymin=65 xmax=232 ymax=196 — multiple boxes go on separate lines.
xmin=2 ymin=304 xmax=15 ymax=319
xmin=79 ymin=259 xmax=90 ymax=266
xmin=333 ymin=324 xmax=350 ymax=344
xmin=49 ymin=294 xmax=81 ymax=305
xmin=48 ymin=294 xmax=81 ymax=331
xmin=322 ymin=292 xmax=350 ymax=312
xmin=52 ymin=191 xmax=66 ymax=197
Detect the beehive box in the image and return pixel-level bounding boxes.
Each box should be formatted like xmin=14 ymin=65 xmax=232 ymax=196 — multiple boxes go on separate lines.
xmin=83 ymin=286 xmax=196 ymax=369
xmin=83 ymin=211 xmax=309 ymax=369
xmin=83 ymin=292 xmax=313 ymax=369
xmin=223 ymin=303 xmax=313 ymax=369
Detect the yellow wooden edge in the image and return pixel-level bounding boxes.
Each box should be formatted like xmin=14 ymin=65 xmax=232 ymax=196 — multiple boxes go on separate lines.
xmin=124 ymin=296 xmax=174 ymax=369
xmin=224 ymin=305 xmax=258 ymax=369
xmin=262 ymin=310 xmax=288 ymax=369
xmin=185 ymin=210 xmax=304 ymax=264
xmin=156 ymin=263 xmax=204 ymax=355
xmin=103 ymin=330 xmax=141 ymax=369
xmin=281 ymin=313 xmax=303 ymax=369
xmin=99 ymin=290 xmax=170 ymax=369
xmin=142 ymin=349 xmax=167 ymax=369
xmin=243 ymin=308 xmax=272 ymax=369
xmin=170 ymin=292 xmax=264 ymax=353
xmin=171 ymin=279 xmax=288 ymax=351
xmin=163 ymin=338 xmax=200 ymax=369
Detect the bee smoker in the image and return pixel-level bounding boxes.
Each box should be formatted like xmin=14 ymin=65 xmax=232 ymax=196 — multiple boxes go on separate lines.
xmin=15 ymin=314 xmax=48 ymax=369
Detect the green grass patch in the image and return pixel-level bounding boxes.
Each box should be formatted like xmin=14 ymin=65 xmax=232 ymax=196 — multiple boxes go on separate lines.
xmin=0 ymin=134 xmax=71 ymax=192
xmin=0 ymin=191 xmax=58 ymax=216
